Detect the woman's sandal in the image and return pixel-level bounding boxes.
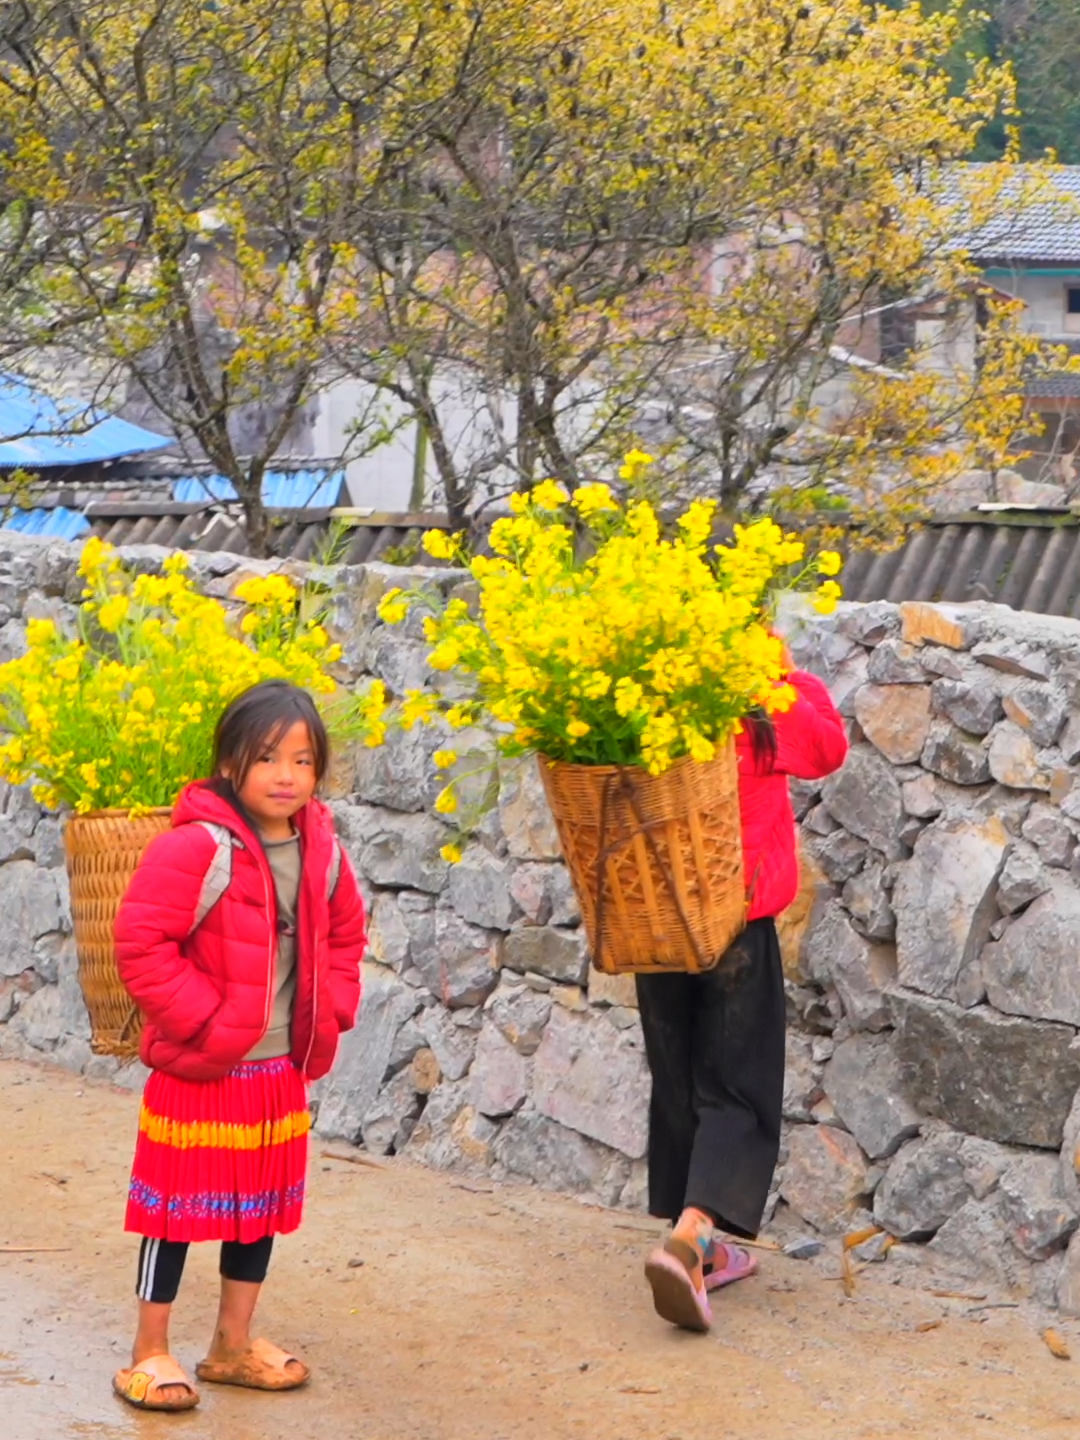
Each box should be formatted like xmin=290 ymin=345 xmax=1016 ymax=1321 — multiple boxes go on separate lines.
xmin=195 ymin=1337 xmax=310 ymax=1392
xmin=645 ymin=1236 xmax=760 ymax=1332
xmin=644 ymin=1239 xmax=714 ymax=1333
xmin=703 ymin=1239 xmax=759 ymax=1292
xmin=112 ymin=1354 xmax=200 ymax=1411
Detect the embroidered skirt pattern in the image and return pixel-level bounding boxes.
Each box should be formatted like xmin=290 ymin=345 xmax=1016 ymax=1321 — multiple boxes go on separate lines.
xmin=125 ymin=1057 xmax=310 ymax=1243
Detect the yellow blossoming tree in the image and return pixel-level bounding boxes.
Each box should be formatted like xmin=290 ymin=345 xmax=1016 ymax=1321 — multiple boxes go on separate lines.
xmin=0 ymin=539 xmax=384 ymax=813
xmin=378 ymin=465 xmax=843 ymax=849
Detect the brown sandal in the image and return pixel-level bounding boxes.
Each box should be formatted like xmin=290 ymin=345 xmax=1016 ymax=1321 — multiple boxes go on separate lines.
xmin=195 ymin=1337 xmax=310 ymax=1392
xmin=113 ymin=1353 xmax=200 ymax=1411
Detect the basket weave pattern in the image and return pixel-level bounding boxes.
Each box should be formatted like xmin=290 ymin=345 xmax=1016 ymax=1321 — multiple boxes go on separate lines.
xmin=63 ymin=808 xmax=172 ymax=1058
xmin=537 ymin=746 xmax=746 ymax=975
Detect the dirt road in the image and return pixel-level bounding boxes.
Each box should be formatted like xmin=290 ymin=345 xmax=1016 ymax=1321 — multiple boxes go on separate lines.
xmin=1 ymin=1059 xmax=1078 ymax=1440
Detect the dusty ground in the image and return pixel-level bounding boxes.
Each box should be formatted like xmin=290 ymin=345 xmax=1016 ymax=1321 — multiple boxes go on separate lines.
xmin=1 ymin=1060 xmax=1079 ymax=1440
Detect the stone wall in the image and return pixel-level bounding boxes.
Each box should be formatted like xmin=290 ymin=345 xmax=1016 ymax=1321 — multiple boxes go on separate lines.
xmin=780 ymin=596 xmax=1080 ymax=1311
xmin=5 ymin=531 xmax=1080 ymax=1305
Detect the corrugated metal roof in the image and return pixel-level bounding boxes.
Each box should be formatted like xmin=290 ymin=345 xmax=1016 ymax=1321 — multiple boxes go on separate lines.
xmin=0 ymin=374 xmax=172 ymax=469
xmin=840 ymin=513 xmax=1080 ymax=619
xmin=7 ymin=493 xmax=1080 ymax=618
xmin=172 ymin=470 xmax=345 ymax=508
xmin=1 ymin=505 xmax=91 ymax=541
xmin=0 ymin=499 xmax=453 ymax=564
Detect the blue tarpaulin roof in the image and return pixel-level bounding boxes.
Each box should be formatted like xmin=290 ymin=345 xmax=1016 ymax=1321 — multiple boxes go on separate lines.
xmin=172 ymin=470 xmax=344 ymax=508
xmin=0 ymin=505 xmax=91 ymax=540
xmin=0 ymin=467 xmax=347 ymax=543
xmin=0 ymin=374 xmax=172 ymax=469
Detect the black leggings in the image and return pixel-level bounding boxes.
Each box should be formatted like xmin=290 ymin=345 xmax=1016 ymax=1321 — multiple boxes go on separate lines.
xmin=635 ymin=917 xmax=786 ymax=1240
xmin=136 ymin=1236 xmax=274 ymax=1304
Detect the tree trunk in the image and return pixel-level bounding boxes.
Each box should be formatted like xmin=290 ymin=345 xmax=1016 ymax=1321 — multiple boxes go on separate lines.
xmin=239 ymin=462 xmax=271 ymax=559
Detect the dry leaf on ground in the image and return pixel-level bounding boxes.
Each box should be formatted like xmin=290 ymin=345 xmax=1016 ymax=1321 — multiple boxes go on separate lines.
xmin=1043 ymin=1329 xmax=1071 ymax=1360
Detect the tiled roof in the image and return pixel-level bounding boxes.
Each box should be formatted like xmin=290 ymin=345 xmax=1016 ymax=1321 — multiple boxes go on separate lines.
xmin=953 ymin=164 xmax=1080 ymax=264
xmin=840 ymin=511 xmax=1080 ymax=619
xmin=1027 ymin=373 xmax=1080 ymax=399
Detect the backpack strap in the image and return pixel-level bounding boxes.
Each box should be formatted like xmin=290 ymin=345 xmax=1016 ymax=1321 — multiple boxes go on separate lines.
xmin=188 ymin=820 xmax=236 ymax=933
xmin=327 ymin=836 xmax=343 ymax=901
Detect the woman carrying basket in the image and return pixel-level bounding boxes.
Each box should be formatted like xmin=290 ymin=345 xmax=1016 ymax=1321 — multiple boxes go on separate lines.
xmin=641 ymin=656 xmax=847 ymax=1332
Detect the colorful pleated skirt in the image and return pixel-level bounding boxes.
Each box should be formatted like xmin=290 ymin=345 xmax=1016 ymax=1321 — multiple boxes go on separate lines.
xmin=125 ymin=1057 xmax=311 ymax=1244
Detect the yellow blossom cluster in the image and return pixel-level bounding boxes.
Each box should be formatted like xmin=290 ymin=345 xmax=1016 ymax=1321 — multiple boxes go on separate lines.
xmin=378 ymin=470 xmax=844 ymax=804
xmin=0 ymin=538 xmax=374 ymax=813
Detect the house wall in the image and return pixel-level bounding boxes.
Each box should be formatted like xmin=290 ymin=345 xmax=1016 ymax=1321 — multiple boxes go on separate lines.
xmin=986 ymin=270 xmax=1080 ymax=338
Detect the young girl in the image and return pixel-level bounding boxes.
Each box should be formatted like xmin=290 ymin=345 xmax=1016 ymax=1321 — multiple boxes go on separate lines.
xmin=641 ymin=659 xmax=847 ymax=1332
xmin=111 ymin=679 xmax=367 ymax=1411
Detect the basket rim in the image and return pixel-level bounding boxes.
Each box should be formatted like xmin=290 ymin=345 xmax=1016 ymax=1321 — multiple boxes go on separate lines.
xmin=64 ymin=805 xmax=174 ymax=821
xmin=537 ymin=745 xmax=734 ymax=779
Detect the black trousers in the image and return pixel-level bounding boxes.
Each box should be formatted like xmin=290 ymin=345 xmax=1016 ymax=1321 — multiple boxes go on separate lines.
xmin=635 ymin=917 xmax=785 ymax=1239
xmin=136 ymin=1236 xmax=275 ymax=1305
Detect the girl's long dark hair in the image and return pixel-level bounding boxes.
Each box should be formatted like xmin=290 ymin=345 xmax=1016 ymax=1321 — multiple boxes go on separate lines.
xmin=209 ymin=680 xmax=329 ymax=799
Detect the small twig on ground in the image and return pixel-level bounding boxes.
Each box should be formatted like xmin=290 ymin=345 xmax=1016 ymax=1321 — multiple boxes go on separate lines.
xmin=931 ymin=1289 xmax=988 ymax=1302
xmin=844 ymin=1226 xmax=884 ymax=1251
xmin=915 ymin=1320 xmax=943 ymax=1333
xmin=728 ymin=1236 xmax=782 ymax=1253
xmin=619 ymin=1385 xmax=661 ymax=1395
xmin=0 ymin=1246 xmax=71 ymax=1254
xmin=452 ymin=1182 xmax=494 ymax=1195
xmin=320 ymin=1149 xmax=387 ymax=1171
xmin=965 ymin=1302 xmax=1019 ymax=1316
xmin=841 ymin=1248 xmax=856 ymax=1298
xmin=613 ymin=1222 xmax=664 ymax=1236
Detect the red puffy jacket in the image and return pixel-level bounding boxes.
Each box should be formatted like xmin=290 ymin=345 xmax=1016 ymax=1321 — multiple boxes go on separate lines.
xmin=736 ymin=670 xmax=848 ymax=921
xmin=115 ymin=782 xmax=367 ymax=1083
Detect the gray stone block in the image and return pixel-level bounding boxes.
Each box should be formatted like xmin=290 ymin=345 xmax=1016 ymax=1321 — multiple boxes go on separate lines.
xmin=413 ymin=911 xmax=500 ymax=1009
xmin=822 ymin=1033 xmax=921 ymax=1160
xmin=891 ymin=991 xmax=1080 ymax=1148
xmin=820 ymin=746 xmax=904 ymax=854
xmin=532 ymin=1007 xmax=650 ymax=1158
xmin=779 ymin=1124 xmax=870 ymax=1233
xmin=447 ymin=849 xmax=519 ymax=931
xmin=492 ymin=1110 xmax=631 ymax=1206
xmin=892 ymin=818 xmax=1007 ymax=1002
xmin=502 ymin=926 xmax=589 ymax=986
xmin=313 ymin=965 xmax=421 ymax=1142
xmin=984 ymin=884 xmax=1080 ymax=1026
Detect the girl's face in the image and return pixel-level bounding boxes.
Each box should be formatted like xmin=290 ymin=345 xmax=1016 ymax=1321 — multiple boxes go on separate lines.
xmin=229 ymin=720 xmax=318 ymax=837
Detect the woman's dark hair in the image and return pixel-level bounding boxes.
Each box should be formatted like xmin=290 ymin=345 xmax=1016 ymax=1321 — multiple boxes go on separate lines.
xmin=745 ymin=711 xmax=777 ymax=770
xmin=210 ymin=680 xmax=329 ymax=793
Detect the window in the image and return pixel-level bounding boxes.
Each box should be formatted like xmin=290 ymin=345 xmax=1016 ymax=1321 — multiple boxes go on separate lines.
xmin=1068 ymin=288 xmax=1080 ymax=315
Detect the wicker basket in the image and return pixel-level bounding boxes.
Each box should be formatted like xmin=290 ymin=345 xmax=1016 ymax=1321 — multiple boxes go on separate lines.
xmin=63 ymin=808 xmax=172 ymax=1059
xmin=537 ymin=745 xmax=746 ymax=976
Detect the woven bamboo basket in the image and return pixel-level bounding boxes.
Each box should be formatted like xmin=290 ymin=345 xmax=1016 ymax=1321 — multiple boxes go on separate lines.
xmin=537 ymin=744 xmax=745 ymax=976
xmin=63 ymin=808 xmax=172 ymax=1059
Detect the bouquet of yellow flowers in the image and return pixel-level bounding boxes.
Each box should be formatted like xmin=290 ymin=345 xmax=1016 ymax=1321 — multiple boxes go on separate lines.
xmin=378 ymin=476 xmax=842 ymax=800
xmin=0 ymin=537 xmax=383 ymax=813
